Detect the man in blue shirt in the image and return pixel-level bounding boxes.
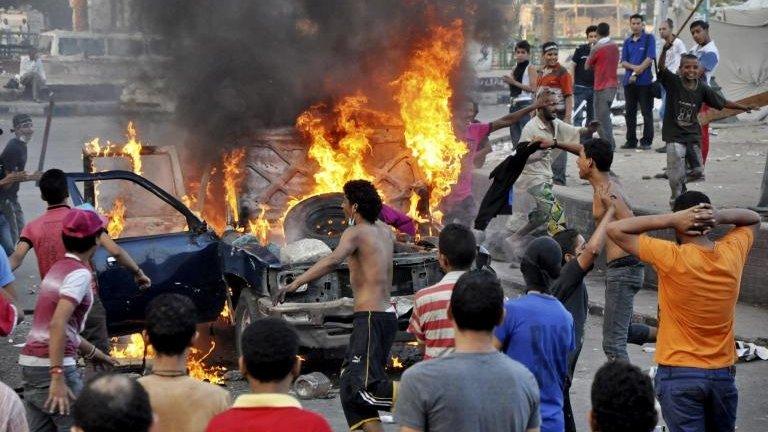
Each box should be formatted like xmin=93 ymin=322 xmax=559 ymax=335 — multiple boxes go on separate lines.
xmin=494 ymin=237 xmax=575 ymax=432
xmin=621 ymin=14 xmax=656 ymax=150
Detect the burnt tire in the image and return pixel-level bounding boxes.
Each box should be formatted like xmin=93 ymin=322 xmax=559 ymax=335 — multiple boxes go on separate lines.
xmin=234 ymin=290 xmax=264 ymax=357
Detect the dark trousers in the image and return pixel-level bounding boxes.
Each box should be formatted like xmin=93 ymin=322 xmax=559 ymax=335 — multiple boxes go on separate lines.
xmin=573 ymin=84 xmax=594 ymax=127
xmin=655 ymin=365 xmax=737 ymax=432
xmin=624 ymin=84 xmax=654 ymax=147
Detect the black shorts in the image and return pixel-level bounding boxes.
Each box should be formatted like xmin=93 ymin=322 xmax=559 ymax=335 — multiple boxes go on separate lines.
xmin=340 ymin=311 xmax=398 ymax=430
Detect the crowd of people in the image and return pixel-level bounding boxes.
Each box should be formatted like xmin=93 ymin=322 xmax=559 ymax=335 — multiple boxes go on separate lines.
xmin=0 ymin=12 xmax=762 ymax=432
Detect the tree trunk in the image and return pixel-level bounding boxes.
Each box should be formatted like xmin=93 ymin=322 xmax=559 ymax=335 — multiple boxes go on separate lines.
xmin=540 ymin=0 xmax=555 ymax=43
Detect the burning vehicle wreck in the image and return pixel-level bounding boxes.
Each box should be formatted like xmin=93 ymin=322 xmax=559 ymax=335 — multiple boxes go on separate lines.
xmin=67 ymin=169 xmax=444 ymax=353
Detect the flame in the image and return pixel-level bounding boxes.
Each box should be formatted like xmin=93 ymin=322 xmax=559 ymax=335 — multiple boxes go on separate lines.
xmin=84 ymin=121 xmax=144 ymax=175
xmin=247 ymin=205 xmax=271 ymax=245
xmin=122 ymin=122 xmax=143 ymax=175
xmin=222 ymin=148 xmax=247 ymax=225
xmin=110 ymin=333 xmax=226 ymax=383
xmin=296 ymin=95 xmax=376 ymax=197
xmin=389 ymin=355 xmax=404 ymax=370
xmin=110 ymin=333 xmax=155 ymax=359
xmin=105 ymin=198 xmax=126 ymax=238
xmin=187 ymin=342 xmax=227 ymax=384
xmin=393 ymin=20 xmax=466 ymax=223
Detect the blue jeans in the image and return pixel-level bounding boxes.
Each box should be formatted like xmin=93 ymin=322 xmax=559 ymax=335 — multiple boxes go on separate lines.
xmin=655 ymin=365 xmax=738 ymax=432
xmin=22 ymin=365 xmax=83 ymax=432
xmin=0 ymin=214 xmax=13 ymax=255
xmin=602 ymin=260 xmax=645 ymax=361
xmin=508 ymin=99 xmax=532 ymax=145
xmin=573 ymin=84 xmax=594 ymax=127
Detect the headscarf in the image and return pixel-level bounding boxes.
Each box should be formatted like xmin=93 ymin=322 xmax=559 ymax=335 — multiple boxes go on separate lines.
xmin=520 ymin=237 xmax=562 ymax=293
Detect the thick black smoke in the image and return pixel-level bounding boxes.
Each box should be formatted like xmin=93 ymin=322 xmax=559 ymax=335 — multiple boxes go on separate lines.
xmin=138 ymin=0 xmax=508 ymax=155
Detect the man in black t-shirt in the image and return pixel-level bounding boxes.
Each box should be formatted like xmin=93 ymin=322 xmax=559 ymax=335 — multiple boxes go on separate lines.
xmin=658 ymin=38 xmax=756 ymax=207
xmin=571 ymin=25 xmax=597 ymax=128
xmin=0 ymin=114 xmax=41 ymax=255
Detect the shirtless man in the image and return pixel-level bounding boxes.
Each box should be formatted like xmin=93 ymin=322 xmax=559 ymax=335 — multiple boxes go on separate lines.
xmin=274 ymin=180 xmax=395 ymax=432
xmin=550 ymin=137 xmax=653 ymax=361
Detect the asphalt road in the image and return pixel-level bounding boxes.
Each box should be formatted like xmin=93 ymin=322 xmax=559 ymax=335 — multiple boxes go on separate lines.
xmin=1 ymin=115 xmax=767 ymax=431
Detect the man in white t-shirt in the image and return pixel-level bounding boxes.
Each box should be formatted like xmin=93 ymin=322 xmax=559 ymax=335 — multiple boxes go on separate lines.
xmin=689 ymin=20 xmax=720 ymax=168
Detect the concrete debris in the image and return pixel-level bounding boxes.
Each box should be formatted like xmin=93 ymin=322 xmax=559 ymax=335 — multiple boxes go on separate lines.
xmin=280 ymin=239 xmax=332 ymax=265
xmin=736 ymin=341 xmax=768 ymax=362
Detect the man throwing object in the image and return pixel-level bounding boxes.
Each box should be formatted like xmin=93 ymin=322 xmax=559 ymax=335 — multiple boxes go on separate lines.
xmin=275 ymin=180 xmax=396 ymax=432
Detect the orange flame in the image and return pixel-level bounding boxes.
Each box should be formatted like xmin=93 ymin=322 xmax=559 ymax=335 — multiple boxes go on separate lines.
xmin=110 ymin=333 xmax=154 ymax=359
xmin=296 ymin=95 xmax=376 ymax=197
xmin=106 ymin=198 xmax=126 ymax=238
xmin=247 ymin=205 xmax=271 ymax=245
xmin=389 ymin=355 xmax=404 ymax=370
xmin=393 ymin=20 xmax=466 ymax=223
xmin=110 ymin=333 xmax=226 ymax=383
xmin=222 ymin=148 xmax=247 ymax=225
xmin=84 ymin=121 xmax=144 ymax=175
xmin=187 ymin=342 xmax=227 ymax=384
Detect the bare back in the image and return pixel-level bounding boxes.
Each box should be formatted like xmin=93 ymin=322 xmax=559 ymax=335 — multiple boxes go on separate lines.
xmin=346 ymin=221 xmax=394 ymax=312
xmin=593 ymin=179 xmax=633 ymax=261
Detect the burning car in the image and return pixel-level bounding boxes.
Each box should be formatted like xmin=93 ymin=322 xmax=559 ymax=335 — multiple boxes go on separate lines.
xmin=67 ymin=167 xmax=443 ymax=355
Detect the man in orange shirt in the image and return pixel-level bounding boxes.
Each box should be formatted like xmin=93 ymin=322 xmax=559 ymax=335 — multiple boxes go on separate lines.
xmin=605 ymin=190 xmax=760 ymax=432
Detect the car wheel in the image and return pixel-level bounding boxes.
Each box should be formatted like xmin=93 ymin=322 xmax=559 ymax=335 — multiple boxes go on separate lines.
xmin=234 ymin=290 xmax=262 ymax=357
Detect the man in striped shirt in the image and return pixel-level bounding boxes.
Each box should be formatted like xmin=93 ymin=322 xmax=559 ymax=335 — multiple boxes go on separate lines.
xmin=408 ymin=224 xmax=476 ymax=359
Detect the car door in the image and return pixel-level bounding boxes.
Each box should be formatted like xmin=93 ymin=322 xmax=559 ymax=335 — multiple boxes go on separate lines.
xmin=66 ymin=170 xmax=226 ymax=336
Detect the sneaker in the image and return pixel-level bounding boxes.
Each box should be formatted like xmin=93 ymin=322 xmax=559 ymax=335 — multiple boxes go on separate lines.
xmin=654 ymin=172 xmax=668 ymax=179
xmin=640 ymin=144 xmax=652 ymax=151
xmin=655 ymin=146 xmax=667 ymax=153
xmin=620 ymin=143 xmax=637 ymax=149
xmin=687 ymin=172 xmax=706 ymax=183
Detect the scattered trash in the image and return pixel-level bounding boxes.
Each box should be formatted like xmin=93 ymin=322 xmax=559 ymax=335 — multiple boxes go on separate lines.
xmin=736 ymin=341 xmax=768 ymax=362
xmin=294 ymin=372 xmax=332 ymax=399
xmin=642 ymin=346 xmax=656 ymax=353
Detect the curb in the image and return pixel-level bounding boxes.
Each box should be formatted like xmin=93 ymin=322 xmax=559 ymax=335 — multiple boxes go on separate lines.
xmin=0 ymin=101 xmax=121 ymax=117
xmin=497 ymin=273 xmax=768 ymax=348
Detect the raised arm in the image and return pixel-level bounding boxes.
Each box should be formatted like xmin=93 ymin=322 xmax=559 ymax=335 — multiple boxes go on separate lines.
xmin=274 ymin=228 xmax=359 ymax=304
xmin=714 ymin=208 xmax=761 ymax=235
xmin=577 ymin=205 xmax=615 ymax=270
xmin=490 ymin=100 xmax=543 ymax=132
xmin=607 ymin=204 xmax=714 ymax=256
xmin=98 ymin=233 xmax=151 ymax=289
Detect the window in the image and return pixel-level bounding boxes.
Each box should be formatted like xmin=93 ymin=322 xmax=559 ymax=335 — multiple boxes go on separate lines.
xmin=75 ymin=178 xmax=189 ymax=238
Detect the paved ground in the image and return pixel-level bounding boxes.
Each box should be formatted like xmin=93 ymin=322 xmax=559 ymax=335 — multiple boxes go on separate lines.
xmin=1 ymin=114 xmax=767 ymax=431
xmin=478 ymin=103 xmax=768 ymax=212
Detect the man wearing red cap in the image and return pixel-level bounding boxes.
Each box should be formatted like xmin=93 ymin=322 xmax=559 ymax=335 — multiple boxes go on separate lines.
xmin=19 ymin=208 xmax=119 ymax=430
xmin=10 ymin=169 xmax=151 ymax=362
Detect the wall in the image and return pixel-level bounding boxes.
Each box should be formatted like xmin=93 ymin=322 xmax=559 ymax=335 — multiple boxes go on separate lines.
xmin=473 ymin=170 xmax=768 ymax=306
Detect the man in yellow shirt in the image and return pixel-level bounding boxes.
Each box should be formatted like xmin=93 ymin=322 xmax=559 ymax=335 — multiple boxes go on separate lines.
xmin=605 ymin=190 xmax=759 ymax=432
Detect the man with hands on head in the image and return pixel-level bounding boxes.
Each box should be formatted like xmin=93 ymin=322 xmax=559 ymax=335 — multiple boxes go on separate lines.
xmin=606 ymin=191 xmax=759 ymax=432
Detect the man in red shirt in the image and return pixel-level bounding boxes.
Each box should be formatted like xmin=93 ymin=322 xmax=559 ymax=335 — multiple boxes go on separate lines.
xmin=9 ymin=169 xmax=150 ymax=359
xmin=587 ymin=22 xmax=620 ymax=150
xmin=206 ymin=317 xmax=331 ymax=432
xmin=408 ymin=224 xmax=476 ymax=359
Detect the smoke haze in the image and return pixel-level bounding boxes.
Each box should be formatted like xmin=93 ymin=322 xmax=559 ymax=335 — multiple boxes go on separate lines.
xmin=138 ymin=0 xmax=508 ymax=154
